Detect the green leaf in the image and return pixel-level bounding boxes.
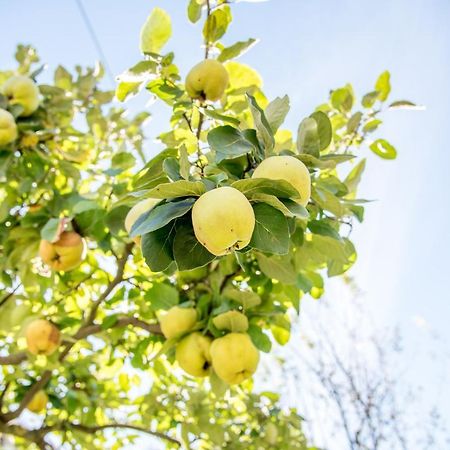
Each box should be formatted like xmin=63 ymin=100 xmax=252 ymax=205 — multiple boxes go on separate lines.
xmin=256 ymin=252 xmax=297 ymax=284
xmin=179 ymin=145 xmax=190 ymax=180
xmin=187 ymin=0 xmax=204 ymax=23
xmin=249 ymin=203 xmax=290 ymax=255
xmin=145 ymin=180 xmax=206 ymax=200
xmin=105 ymin=206 xmax=129 ymax=235
xmin=369 ymin=139 xmax=397 ymax=159
xmin=297 ymin=111 xmax=331 ymax=156
xmin=247 ymin=93 xmax=275 ymax=153
xmin=203 ymin=5 xmax=232 ymax=43
xmin=361 ymin=90 xmax=379 ymax=108
xmin=344 ymin=159 xmax=366 ymax=195
xmin=101 ymin=314 xmax=119 ymax=330
xmin=146 ymin=282 xmax=179 ymax=311
xmin=308 ymin=220 xmax=341 ymax=240
xmin=202 ymin=108 xmax=240 ymax=126
xmin=389 ymin=100 xmax=424 ymax=110
xmin=217 ymin=38 xmax=258 ymax=62
xmin=347 ymin=111 xmax=362 ymax=133
xmin=249 ymin=194 xmax=308 ymax=219
xmin=362 ymin=119 xmax=382 ymax=133
xmin=310 ymin=111 xmax=332 ymax=150
xmin=141 ymin=222 xmax=176 ymax=272
xmin=222 ymin=287 xmax=261 ymax=309
xmin=232 ymin=178 xmax=299 ymax=199
xmin=210 ymin=370 xmax=229 ymax=396
xmin=41 ymin=218 xmax=64 ymax=242
xmin=331 ymin=86 xmax=354 ymax=112
xmin=375 ymin=71 xmax=391 ymax=102
xmin=265 ymin=95 xmax=290 ymax=132
xmin=140 ymin=8 xmax=172 ymax=54
xmin=130 ymin=198 xmax=195 ymax=237
xmin=207 ymin=125 xmax=255 ymax=164
xmin=163 ymin=157 xmax=182 ymax=181
xmin=248 ymin=324 xmax=272 ymax=353
xmin=173 ymin=221 xmax=216 ymax=270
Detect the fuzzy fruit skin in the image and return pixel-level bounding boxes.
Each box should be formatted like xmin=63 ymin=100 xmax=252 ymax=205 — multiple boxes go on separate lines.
xmin=124 ymin=198 xmax=160 ymax=245
xmin=0 ymin=108 xmax=18 ymax=146
xmin=39 ymin=231 xmax=86 ymax=272
xmin=2 ymin=76 xmax=40 ymax=117
xmin=175 ymin=332 xmax=212 ymax=377
xmin=252 ymin=155 xmax=311 ymax=207
xmin=185 ymin=60 xmax=229 ymax=101
xmin=192 ymin=186 xmax=255 ymax=256
xmin=25 ymin=320 xmax=61 ymax=356
xmin=210 ymin=332 xmax=259 ymax=385
xmin=27 ymin=390 xmax=48 ymax=413
xmin=159 ymin=306 xmax=197 ymax=340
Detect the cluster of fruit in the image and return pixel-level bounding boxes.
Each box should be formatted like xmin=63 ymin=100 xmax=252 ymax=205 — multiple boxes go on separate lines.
xmin=20 ymin=59 xmax=312 ymax=393
xmin=160 ymin=306 xmax=258 ymax=385
xmin=0 ymin=75 xmax=40 ymax=146
xmin=122 ymin=60 xmax=313 ymax=384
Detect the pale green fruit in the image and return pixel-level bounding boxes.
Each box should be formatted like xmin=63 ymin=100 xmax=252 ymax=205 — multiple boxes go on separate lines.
xmin=124 ymin=198 xmax=160 ymax=244
xmin=0 ymin=108 xmax=18 ymax=146
xmin=213 ymin=310 xmax=249 ymax=332
xmin=175 ymin=332 xmax=212 ymax=377
xmin=27 ymin=390 xmax=48 ymax=413
xmin=185 ymin=60 xmax=229 ymax=101
xmin=159 ymin=306 xmax=197 ymax=339
xmin=252 ymin=155 xmax=311 ymax=206
xmin=210 ymin=332 xmax=259 ymax=385
xmin=2 ymin=76 xmax=40 ymax=116
xmin=192 ymin=186 xmax=255 ymax=256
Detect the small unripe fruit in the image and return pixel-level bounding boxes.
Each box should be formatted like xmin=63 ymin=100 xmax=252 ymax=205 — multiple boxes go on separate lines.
xmin=2 ymin=75 xmax=40 ymax=116
xmin=210 ymin=333 xmax=259 ymax=385
xmin=124 ymin=198 xmax=160 ymax=245
xmin=252 ymin=155 xmax=311 ymax=206
xmin=0 ymin=108 xmax=18 ymax=147
xmin=159 ymin=306 xmax=197 ymax=340
xmin=27 ymin=390 xmax=48 ymax=413
xmin=39 ymin=231 xmax=86 ymax=272
xmin=185 ymin=60 xmax=229 ymax=101
xmin=25 ymin=319 xmax=61 ymax=356
xmin=192 ymin=186 xmax=255 ymax=256
xmin=175 ymin=332 xmax=212 ymax=377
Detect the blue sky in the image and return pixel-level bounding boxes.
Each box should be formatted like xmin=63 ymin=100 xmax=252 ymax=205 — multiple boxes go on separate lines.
xmin=1 ymin=0 xmax=449 ymax=444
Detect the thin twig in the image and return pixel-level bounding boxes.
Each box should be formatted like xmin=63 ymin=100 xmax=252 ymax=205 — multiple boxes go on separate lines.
xmin=85 ymin=242 xmax=134 ymax=325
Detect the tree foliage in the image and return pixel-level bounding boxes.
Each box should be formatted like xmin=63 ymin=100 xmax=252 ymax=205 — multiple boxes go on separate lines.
xmin=0 ymin=2 xmax=412 ymax=449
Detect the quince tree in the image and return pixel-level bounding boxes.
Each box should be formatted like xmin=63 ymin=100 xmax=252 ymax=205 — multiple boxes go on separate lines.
xmin=0 ymin=2 xmax=414 ymax=449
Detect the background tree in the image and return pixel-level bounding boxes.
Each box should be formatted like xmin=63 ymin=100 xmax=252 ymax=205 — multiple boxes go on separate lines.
xmin=0 ymin=1 xmax=413 ymax=449
xmin=268 ymin=288 xmax=450 ymax=450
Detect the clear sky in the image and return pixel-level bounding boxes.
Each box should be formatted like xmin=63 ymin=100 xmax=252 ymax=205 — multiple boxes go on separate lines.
xmin=1 ymin=0 xmax=449 ymax=445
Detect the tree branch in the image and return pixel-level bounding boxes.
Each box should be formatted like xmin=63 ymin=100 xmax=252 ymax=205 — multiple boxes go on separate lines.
xmin=85 ymin=242 xmax=134 ymax=325
xmin=0 ymin=352 xmax=27 ymax=366
xmin=1 ymin=370 xmax=52 ymax=423
xmin=68 ymin=422 xmax=181 ymax=446
xmin=74 ymin=316 xmax=162 ymax=340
